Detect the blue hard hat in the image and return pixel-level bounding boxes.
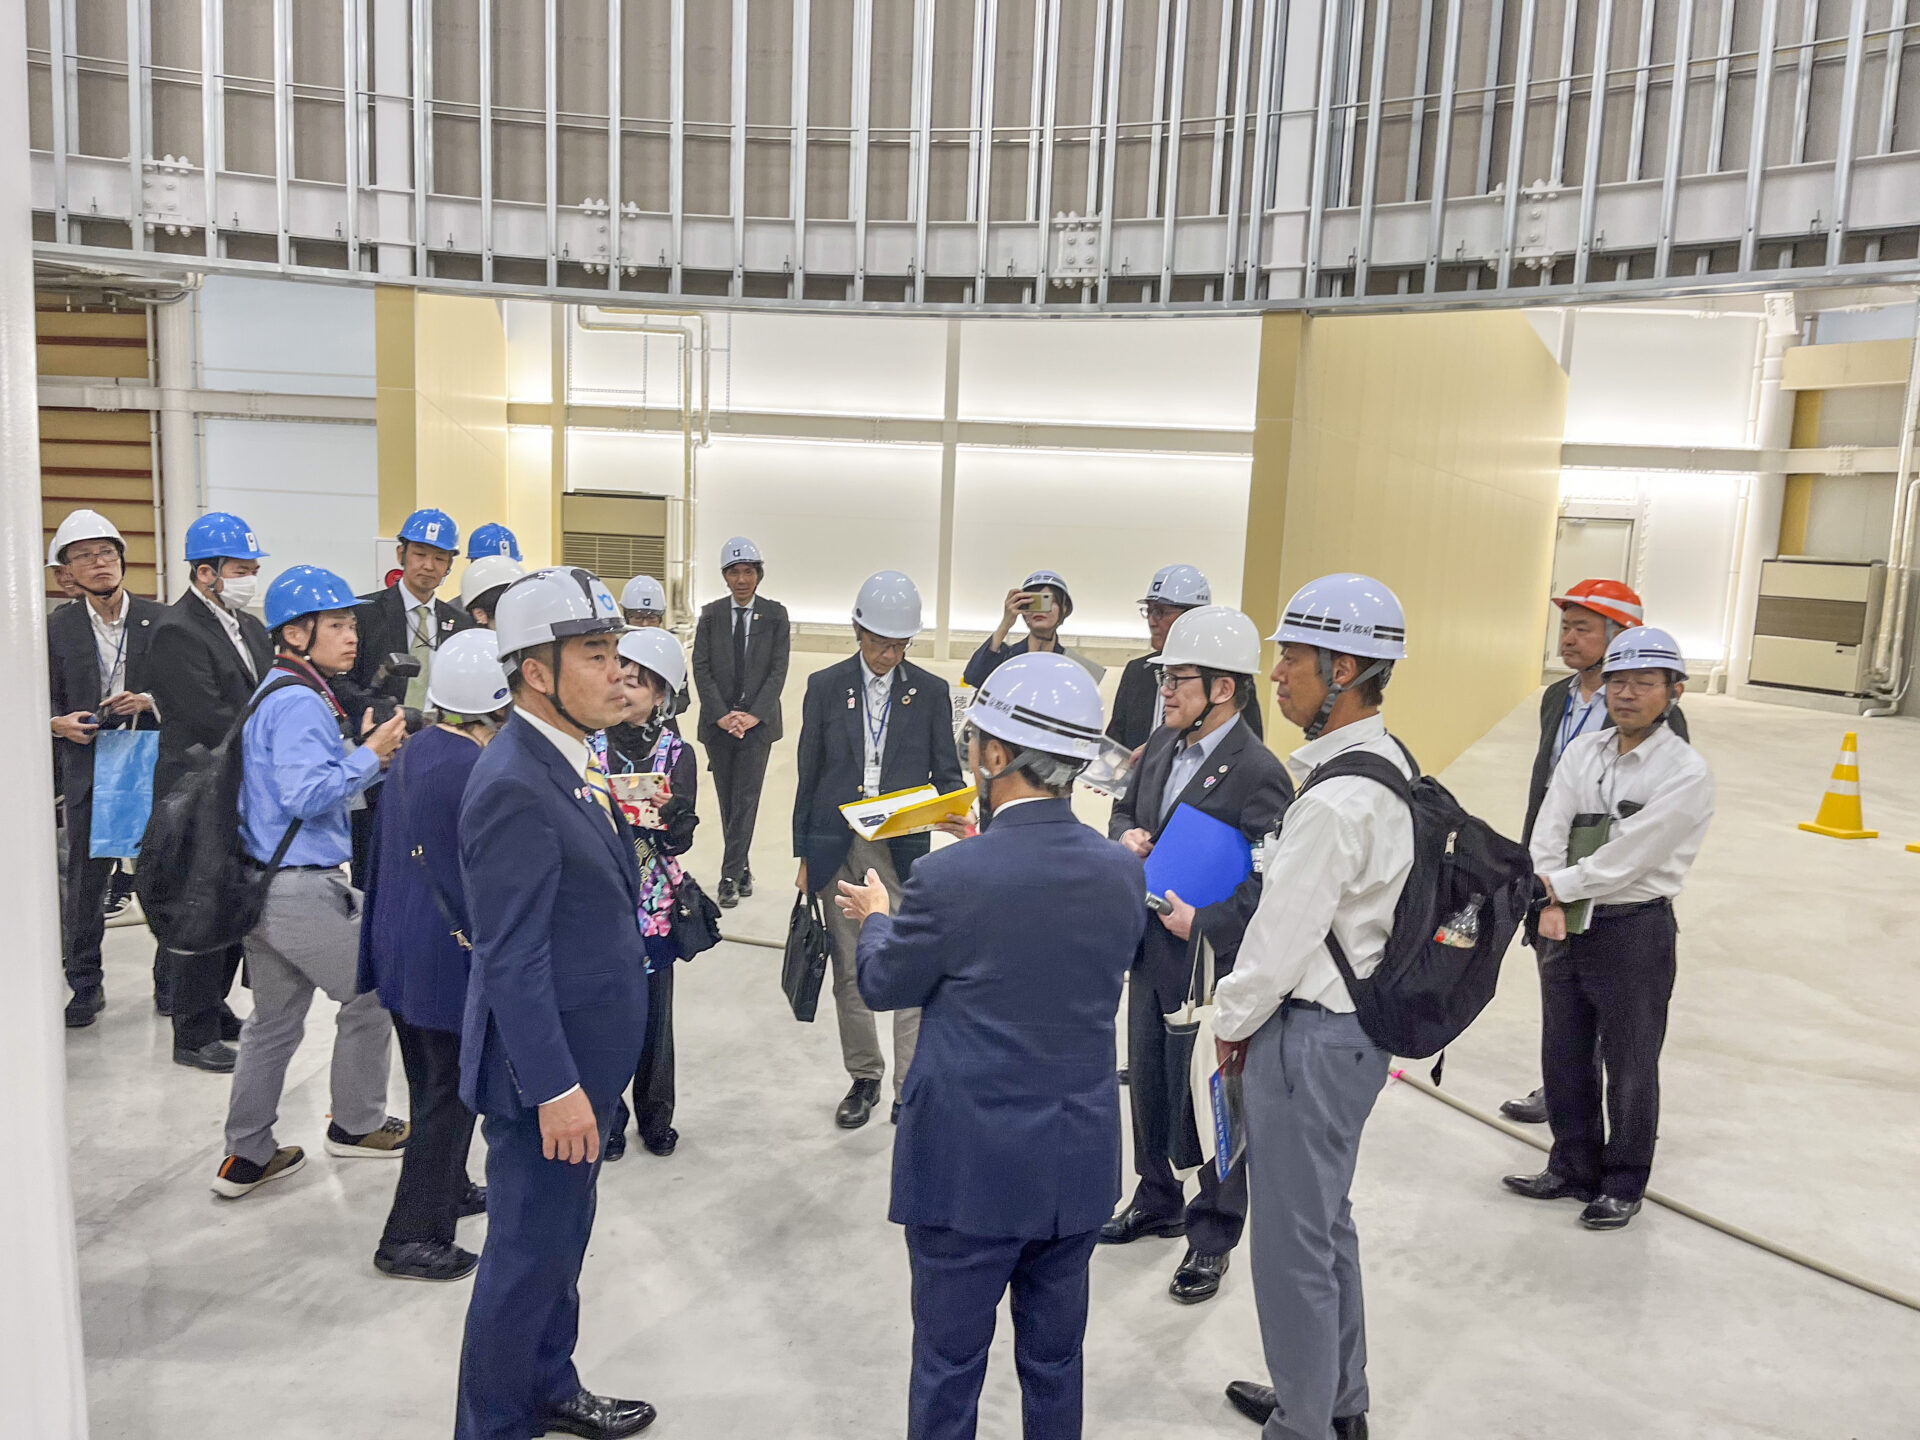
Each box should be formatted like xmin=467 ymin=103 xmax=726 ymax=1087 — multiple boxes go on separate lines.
xmin=467 ymin=522 xmax=521 ymax=561
xmin=265 ymin=565 xmax=360 ymax=630
xmin=183 ymin=511 xmax=268 ymax=563
xmin=398 ymin=508 xmax=460 ymax=553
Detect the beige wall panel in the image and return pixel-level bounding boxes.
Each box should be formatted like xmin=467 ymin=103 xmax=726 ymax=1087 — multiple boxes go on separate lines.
xmin=506 ymin=424 xmax=558 ymax=568
xmin=1780 ymin=339 xmax=1913 ymax=391
xmin=413 ymin=294 xmax=511 ymax=568
xmin=1249 ymin=309 xmax=1564 ymax=775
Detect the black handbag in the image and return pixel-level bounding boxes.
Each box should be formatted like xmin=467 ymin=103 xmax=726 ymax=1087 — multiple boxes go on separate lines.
xmin=1161 ymin=934 xmax=1214 ymax=1172
xmin=669 ymin=873 xmax=723 ymax=960
xmin=781 ymin=890 xmax=831 ymax=1022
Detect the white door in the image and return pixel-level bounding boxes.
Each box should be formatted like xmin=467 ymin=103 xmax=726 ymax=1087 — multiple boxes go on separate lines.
xmin=1545 ymin=516 xmax=1634 ymax=665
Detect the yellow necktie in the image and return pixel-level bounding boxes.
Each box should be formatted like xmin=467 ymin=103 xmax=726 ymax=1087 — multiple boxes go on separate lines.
xmin=584 ymin=753 xmax=619 ymax=830
xmin=406 ymin=608 xmax=433 ymax=711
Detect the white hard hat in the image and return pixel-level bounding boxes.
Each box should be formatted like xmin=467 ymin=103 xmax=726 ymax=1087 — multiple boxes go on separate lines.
xmin=621 ymin=573 xmax=668 ymax=614
xmin=968 ymin=652 xmax=1106 ymax=762
xmin=1161 ymin=605 xmax=1263 ymax=676
xmin=493 ymin=566 xmax=625 ymax=660
xmin=1022 ymin=569 xmax=1073 ymax=613
xmin=1603 ymin=625 xmax=1688 ymax=680
xmin=426 ymin=629 xmax=512 ymax=715
xmin=1269 ymin=572 xmax=1407 ymax=661
xmin=852 ymin=570 xmax=923 ymax=640
xmin=1141 ymin=563 xmax=1210 ymax=609
xmin=719 ymin=536 xmax=764 ymax=570
xmin=47 ymin=508 xmax=125 ymax=567
xmin=617 ymin=626 xmax=688 ymax=693
xmin=459 ymin=554 xmax=526 ymax=610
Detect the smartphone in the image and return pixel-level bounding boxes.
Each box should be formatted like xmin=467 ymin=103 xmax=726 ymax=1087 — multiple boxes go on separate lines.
xmin=1026 ymin=591 xmax=1054 ymax=616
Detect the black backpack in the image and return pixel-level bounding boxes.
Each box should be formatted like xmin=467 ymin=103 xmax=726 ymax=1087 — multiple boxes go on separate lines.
xmin=1296 ymin=738 xmax=1534 ymax=1075
xmin=136 ymin=675 xmax=315 ymax=954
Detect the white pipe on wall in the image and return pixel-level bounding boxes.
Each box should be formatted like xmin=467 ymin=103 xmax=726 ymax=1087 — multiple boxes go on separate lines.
xmin=0 ymin=8 xmax=92 ymax=1433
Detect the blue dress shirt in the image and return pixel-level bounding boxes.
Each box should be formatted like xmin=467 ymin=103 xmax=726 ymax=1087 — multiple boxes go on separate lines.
xmin=1161 ymin=711 xmax=1242 ymax=824
xmin=240 ymin=674 xmax=382 ymax=867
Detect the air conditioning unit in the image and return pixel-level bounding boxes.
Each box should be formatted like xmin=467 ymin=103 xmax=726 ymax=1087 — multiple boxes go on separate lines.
xmin=1747 ymin=558 xmax=1885 ymax=697
xmin=560 ymin=492 xmax=670 ymax=609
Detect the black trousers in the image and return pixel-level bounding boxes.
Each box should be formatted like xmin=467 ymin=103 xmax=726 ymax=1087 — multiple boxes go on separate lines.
xmin=382 ymin=1017 xmax=478 ymax=1247
xmin=1541 ymin=903 xmax=1678 ymax=1202
xmin=164 ymin=942 xmax=243 ymax=1049
xmin=705 ymin=730 xmax=772 ymax=882
xmin=1123 ymin=967 xmax=1248 ymax=1254
xmin=613 ymin=964 xmax=675 ymax=1142
xmin=59 ymin=795 xmax=116 ymax=999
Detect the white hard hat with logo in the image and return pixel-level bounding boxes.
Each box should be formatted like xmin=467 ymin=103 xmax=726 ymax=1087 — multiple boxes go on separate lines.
xmin=1603 ymin=625 xmax=1687 ymax=680
xmin=617 ymin=626 xmax=688 ymax=693
xmin=719 ymin=536 xmax=764 ymax=570
xmin=493 ymin=566 xmax=625 ymax=660
xmin=427 ymin=630 xmax=512 ymax=715
xmin=1269 ymin=572 xmax=1407 ymax=660
xmin=47 ymin=509 xmax=126 ymax=567
xmin=460 ymin=554 xmax=526 ymax=610
xmin=852 ymin=570 xmax=924 ymax=641
xmin=1140 ymin=563 xmax=1211 ymax=609
xmin=621 ymin=574 xmax=668 ymax=614
xmin=1160 ymin=605 xmax=1263 ymax=676
xmin=968 ymin=651 xmax=1106 ymax=762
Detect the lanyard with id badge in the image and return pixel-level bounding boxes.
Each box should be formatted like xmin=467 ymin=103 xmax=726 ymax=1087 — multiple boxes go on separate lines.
xmin=863 ymin=681 xmax=891 ymax=797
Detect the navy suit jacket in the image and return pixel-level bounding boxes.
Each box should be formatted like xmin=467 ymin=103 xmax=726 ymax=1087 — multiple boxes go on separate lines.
xmin=792 ymin=655 xmax=964 ymax=896
xmin=457 ymin=713 xmax=649 ymax=1117
xmin=857 ymin=799 xmax=1146 ymax=1239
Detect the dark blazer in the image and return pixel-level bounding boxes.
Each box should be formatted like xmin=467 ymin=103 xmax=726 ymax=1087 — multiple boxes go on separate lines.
xmin=338 ymin=584 xmax=473 ymax=715
xmin=1108 ymin=715 xmax=1293 ymax=1011
xmin=857 ymin=799 xmax=1146 ymax=1239
xmin=1106 ymin=651 xmax=1264 ymax=751
xmin=691 ymin=594 xmax=791 ymax=744
xmin=359 ymin=727 xmax=485 ymax=1035
xmin=1523 ymin=675 xmax=1691 ymax=846
xmin=457 ymin=713 xmax=650 ymax=1117
xmin=48 ymin=594 xmax=166 ymax=803
xmin=792 ymin=655 xmax=965 ymax=897
xmin=146 ymin=591 xmax=274 ymax=801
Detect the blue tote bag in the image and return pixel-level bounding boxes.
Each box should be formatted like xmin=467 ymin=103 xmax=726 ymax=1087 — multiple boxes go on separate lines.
xmin=89 ymin=728 xmax=160 ymax=858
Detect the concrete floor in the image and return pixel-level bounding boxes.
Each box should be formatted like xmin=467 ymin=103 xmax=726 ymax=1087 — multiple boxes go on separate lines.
xmin=66 ymin=653 xmax=1920 ymax=1438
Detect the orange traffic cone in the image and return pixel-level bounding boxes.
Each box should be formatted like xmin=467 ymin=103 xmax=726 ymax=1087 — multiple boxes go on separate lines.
xmin=1798 ymin=732 xmax=1878 ymax=840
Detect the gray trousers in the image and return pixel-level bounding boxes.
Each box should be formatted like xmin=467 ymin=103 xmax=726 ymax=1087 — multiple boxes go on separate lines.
xmin=1243 ymin=1004 xmax=1390 ymax=1440
xmin=823 ymin=836 xmax=919 ymax=1097
xmin=224 ymin=868 xmax=392 ymax=1165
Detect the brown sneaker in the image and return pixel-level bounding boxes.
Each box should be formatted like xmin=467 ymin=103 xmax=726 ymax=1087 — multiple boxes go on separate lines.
xmin=211 ymin=1146 xmax=307 ymax=1199
xmin=324 ymin=1116 xmax=410 ymax=1158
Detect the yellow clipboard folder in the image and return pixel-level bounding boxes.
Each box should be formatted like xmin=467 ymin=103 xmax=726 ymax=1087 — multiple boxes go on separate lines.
xmin=840 ymin=783 xmax=978 ymax=841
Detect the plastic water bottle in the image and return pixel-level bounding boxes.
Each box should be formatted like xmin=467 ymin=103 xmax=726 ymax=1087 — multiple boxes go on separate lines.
xmin=1434 ymin=896 xmax=1483 ymax=948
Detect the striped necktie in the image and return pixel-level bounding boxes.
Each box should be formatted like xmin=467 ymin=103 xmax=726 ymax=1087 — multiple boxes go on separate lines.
xmin=584 ymin=752 xmax=619 ymax=830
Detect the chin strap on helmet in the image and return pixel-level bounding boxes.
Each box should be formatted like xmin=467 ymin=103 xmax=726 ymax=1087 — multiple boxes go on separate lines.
xmin=542 ymin=638 xmax=599 ymax=738
xmin=1305 ymin=652 xmax=1391 ymax=741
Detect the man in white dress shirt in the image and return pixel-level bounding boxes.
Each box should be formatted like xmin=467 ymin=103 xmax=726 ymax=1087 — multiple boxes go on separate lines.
xmin=1503 ymin=625 xmax=1714 ymax=1231
xmin=1213 ymin=573 xmax=1413 ymax=1440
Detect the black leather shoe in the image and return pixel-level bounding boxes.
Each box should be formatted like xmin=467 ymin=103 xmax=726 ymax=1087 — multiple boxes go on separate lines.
xmin=716 ymin=878 xmax=739 ymax=909
xmin=1099 ymin=1206 xmax=1187 ymax=1245
xmin=218 ymin=1009 xmax=244 ymax=1042
xmin=373 ymin=1239 xmax=479 ymax=1282
xmin=604 ymin=1126 xmax=628 ymax=1162
xmin=173 ymin=1040 xmax=238 ymax=1073
xmin=457 ymin=1181 xmax=487 ymax=1219
xmin=641 ymin=1128 xmax=678 ymax=1157
xmin=65 ymin=990 xmax=104 ymax=1029
xmin=1335 ymin=1415 xmax=1369 ymax=1439
xmin=737 ymin=870 xmax=754 ymax=898
xmin=539 ymin=1387 xmax=657 ymax=1439
xmin=835 ymin=1078 xmax=881 ymax=1129
xmin=1500 ymin=1086 xmax=1548 ymax=1124
xmin=1502 ymin=1168 xmax=1594 ymax=1202
xmin=1224 ymin=1380 xmax=1274 ymax=1424
xmin=1170 ymin=1247 xmax=1228 ymax=1304
xmin=1580 ymin=1195 xmax=1642 ymax=1230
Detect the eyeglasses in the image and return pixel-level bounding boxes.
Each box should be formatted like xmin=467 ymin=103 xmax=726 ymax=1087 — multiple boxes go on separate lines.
xmin=1140 ymin=603 xmax=1184 ymax=623
xmin=64 ymin=544 xmax=120 ymax=566
xmin=864 ymin=636 xmax=910 ymax=658
xmin=1604 ymin=673 xmax=1671 ymax=697
xmin=1153 ymin=666 xmax=1205 ymax=693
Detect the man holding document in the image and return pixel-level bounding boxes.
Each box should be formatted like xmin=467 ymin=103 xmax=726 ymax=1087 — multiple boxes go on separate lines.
xmin=837 ymin=652 xmax=1144 ymax=1440
xmin=793 ymin=571 xmax=965 ymax=1130
xmin=1101 ymin=606 xmax=1291 ymax=1305
xmin=1503 ymin=625 xmax=1713 ymax=1231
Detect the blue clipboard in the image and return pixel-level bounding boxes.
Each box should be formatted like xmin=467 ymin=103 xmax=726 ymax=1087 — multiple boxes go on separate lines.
xmin=1142 ymin=803 xmax=1252 ymax=910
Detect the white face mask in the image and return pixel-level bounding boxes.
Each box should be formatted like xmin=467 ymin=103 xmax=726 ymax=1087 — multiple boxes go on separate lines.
xmin=218 ymin=573 xmax=260 ymax=610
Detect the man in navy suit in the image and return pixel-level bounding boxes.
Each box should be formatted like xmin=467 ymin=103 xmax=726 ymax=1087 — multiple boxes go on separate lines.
xmin=454 ymin=568 xmax=656 ymax=1440
xmin=840 ymin=652 xmax=1146 ymax=1440
xmin=793 ymin=571 xmax=964 ymax=1130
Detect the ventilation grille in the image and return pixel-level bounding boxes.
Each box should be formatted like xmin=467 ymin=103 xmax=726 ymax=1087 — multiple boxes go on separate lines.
xmin=561 ymin=531 xmax=667 ymax=592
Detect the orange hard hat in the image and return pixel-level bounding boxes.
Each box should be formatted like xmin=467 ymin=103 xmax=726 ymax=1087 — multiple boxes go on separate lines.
xmin=1553 ymin=578 xmax=1644 ymax=630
